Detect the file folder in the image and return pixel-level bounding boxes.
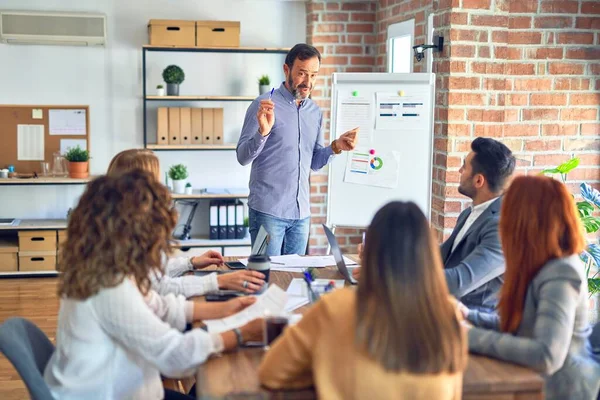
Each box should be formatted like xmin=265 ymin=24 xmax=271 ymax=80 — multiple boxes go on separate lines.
xmin=202 ymin=108 xmax=214 ymax=145
xmin=213 ymin=108 xmax=224 ymax=144
xmin=235 ymin=200 xmax=245 ymax=239
xmin=168 ymin=107 xmax=181 ymax=145
xmin=218 ymin=202 xmax=227 ymax=239
xmin=227 ymin=201 xmax=236 ymax=239
xmin=209 ymin=201 xmax=219 ymax=240
xmin=191 ymin=108 xmax=203 ymax=145
xmin=180 ymin=107 xmax=191 ymax=145
xmin=157 ymin=108 xmax=169 ymax=145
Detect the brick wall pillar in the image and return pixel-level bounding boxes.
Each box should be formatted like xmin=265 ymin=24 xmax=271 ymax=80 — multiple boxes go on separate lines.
xmin=306 ymin=0 xmax=377 ymax=254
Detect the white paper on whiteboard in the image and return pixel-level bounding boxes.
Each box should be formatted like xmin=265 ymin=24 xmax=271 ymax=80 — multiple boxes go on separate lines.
xmin=375 ymin=92 xmax=426 ymax=131
xmin=60 ymin=139 xmax=87 ymax=155
xmin=17 ymin=125 xmax=44 ymax=161
xmin=343 ymin=148 xmax=401 ymax=189
xmin=336 ymin=93 xmax=373 ymax=145
xmin=49 ymin=109 xmax=86 ymax=135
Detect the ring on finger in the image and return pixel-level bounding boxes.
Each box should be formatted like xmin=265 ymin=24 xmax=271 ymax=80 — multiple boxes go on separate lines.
xmin=242 ymin=280 xmax=248 ymax=289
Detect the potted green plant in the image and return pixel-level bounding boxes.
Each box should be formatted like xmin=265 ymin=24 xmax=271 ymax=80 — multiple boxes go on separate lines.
xmin=258 ymin=75 xmax=270 ymax=95
xmin=162 ymin=65 xmax=185 ymax=96
xmin=542 ymin=158 xmax=600 ymax=317
xmin=185 ymin=182 xmax=193 ymax=195
xmin=156 ymin=84 xmax=165 ymax=96
xmin=63 ymin=146 xmax=89 ymax=179
xmin=168 ymin=164 xmax=188 ymax=194
xmin=243 ymin=216 xmax=250 ymax=238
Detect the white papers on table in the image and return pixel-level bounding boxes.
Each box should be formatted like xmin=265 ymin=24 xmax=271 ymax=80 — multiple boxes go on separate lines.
xmin=336 ymin=93 xmax=373 ymax=145
xmin=203 ymin=284 xmax=287 ymax=334
xmin=49 ymin=109 xmax=86 ymax=135
xmin=17 ymin=125 xmax=44 ymax=161
xmin=284 ymin=278 xmax=345 ymax=313
xmin=237 ymin=255 xmax=358 ymax=269
xmin=375 ymin=92 xmax=426 ymax=131
xmin=343 ymin=148 xmax=401 ymax=189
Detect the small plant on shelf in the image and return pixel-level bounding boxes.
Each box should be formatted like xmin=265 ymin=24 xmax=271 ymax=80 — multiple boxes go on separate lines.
xmin=168 ymin=164 xmax=188 ymax=194
xmin=162 ymin=65 xmax=185 ymax=96
xmin=258 ymin=74 xmax=270 ymax=95
xmin=156 ymin=84 xmax=165 ymax=96
xmin=63 ymin=146 xmax=90 ymax=179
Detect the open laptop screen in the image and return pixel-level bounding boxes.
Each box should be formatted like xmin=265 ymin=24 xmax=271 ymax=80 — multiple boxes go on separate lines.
xmin=322 ymin=224 xmax=357 ymax=285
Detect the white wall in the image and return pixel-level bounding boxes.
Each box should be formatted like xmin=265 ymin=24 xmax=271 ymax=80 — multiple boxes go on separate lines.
xmin=0 ymin=0 xmax=306 ymax=221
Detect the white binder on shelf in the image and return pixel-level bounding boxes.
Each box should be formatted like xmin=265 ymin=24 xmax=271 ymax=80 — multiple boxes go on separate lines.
xmin=209 ymin=201 xmax=219 ymax=240
xmin=218 ymin=203 xmax=227 ymax=240
xmin=227 ymin=201 xmax=236 ymax=239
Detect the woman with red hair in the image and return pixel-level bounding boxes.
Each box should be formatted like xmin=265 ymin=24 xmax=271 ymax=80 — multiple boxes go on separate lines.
xmin=463 ymin=176 xmax=600 ymax=400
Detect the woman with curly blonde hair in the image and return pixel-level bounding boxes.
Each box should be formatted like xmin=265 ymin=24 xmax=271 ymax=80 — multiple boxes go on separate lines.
xmin=107 ymin=149 xmax=266 ymax=296
xmin=44 ymin=170 xmax=262 ymax=400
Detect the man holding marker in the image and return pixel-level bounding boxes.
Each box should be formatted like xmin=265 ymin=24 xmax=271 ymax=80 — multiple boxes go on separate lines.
xmin=237 ymin=43 xmax=358 ymax=256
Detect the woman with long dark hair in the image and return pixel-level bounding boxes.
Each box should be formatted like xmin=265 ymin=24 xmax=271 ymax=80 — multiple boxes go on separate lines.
xmin=258 ymin=201 xmax=466 ymax=399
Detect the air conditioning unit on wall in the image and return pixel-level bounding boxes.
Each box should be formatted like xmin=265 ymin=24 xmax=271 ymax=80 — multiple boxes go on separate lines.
xmin=0 ymin=11 xmax=106 ymax=46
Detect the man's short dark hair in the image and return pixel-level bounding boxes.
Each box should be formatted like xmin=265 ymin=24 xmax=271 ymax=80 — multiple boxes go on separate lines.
xmin=470 ymin=137 xmax=516 ymax=193
xmin=285 ymin=43 xmax=321 ymax=69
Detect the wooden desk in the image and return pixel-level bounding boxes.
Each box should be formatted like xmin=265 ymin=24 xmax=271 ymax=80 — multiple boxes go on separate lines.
xmin=196 ymin=262 xmax=544 ymax=400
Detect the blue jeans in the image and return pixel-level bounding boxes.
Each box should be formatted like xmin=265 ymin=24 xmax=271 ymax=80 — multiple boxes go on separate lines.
xmin=249 ymin=208 xmax=310 ymax=256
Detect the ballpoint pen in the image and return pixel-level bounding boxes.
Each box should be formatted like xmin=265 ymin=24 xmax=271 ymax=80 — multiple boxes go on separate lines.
xmin=269 ymin=87 xmax=274 ymax=99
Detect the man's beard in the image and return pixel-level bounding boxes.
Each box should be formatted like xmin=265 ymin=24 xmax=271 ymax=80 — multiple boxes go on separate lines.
xmin=287 ymin=75 xmax=311 ymax=100
xmin=458 ymin=181 xmax=476 ymax=199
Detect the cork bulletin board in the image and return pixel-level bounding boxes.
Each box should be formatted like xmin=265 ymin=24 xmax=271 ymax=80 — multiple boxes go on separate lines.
xmin=0 ymin=105 xmax=90 ymax=174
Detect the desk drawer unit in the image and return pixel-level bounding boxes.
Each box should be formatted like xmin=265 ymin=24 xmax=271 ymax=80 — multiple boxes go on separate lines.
xmin=0 ymin=240 xmax=18 ymax=272
xmin=18 ymin=230 xmax=57 ymax=252
xmin=19 ymin=253 xmax=56 ymax=271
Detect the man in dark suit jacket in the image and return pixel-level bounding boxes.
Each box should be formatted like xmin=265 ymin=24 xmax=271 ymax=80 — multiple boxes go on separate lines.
xmin=441 ymin=138 xmax=515 ymax=311
xmin=352 ymin=137 xmax=515 ymax=311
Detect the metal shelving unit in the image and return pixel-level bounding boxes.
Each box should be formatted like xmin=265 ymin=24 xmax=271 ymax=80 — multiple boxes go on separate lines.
xmin=141 ymin=45 xmax=289 ymax=149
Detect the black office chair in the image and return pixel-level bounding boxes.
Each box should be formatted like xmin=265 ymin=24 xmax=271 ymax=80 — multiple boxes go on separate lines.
xmin=0 ymin=317 xmax=55 ymax=400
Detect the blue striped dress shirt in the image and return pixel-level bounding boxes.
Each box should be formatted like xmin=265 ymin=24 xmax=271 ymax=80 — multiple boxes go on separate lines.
xmin=237 ymin=82 xmax=334 ymax=220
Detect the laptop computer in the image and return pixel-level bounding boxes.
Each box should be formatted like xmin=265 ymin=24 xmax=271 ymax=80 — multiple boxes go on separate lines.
xmin=322 ymin=224 xmax=358 ymax=285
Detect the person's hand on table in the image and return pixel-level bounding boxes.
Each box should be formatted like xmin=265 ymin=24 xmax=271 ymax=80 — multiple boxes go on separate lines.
xmin=351 ymin=266 xmax=361 ymax=281
xmin=239 ymin=318 xmax=264 ymax=343
xmin=217 ymin=270 xmax=265 ymax=293
xmin=257 ymin=99 xmax=275 ymax=136
xmin=191 ymin=250 xmax=224 ymax=269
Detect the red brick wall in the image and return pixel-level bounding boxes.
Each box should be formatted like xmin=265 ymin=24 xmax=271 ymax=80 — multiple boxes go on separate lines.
xmin=306 ymin=0 xmax=377 ymax=255
xmin=438 ymin=0 xmax=600 ymax=242
xmin=306 ymin=0 xmax=600 ymax=254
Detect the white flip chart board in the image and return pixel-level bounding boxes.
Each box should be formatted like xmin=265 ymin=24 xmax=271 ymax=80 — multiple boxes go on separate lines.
xmin=326 ymin=73 xmax=435 ymax=228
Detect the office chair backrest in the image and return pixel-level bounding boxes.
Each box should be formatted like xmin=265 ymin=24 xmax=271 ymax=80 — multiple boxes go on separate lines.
xmin=0 ymin=317 xmax=55 ymax=400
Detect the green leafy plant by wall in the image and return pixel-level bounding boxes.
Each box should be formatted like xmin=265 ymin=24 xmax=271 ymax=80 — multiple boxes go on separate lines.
xmin=542 ymin=158 xmax=600 ymax=296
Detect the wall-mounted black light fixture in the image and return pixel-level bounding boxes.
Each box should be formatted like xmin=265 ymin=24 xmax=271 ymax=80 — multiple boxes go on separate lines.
xmin=412 ymin=35 xmax=444 ymax=62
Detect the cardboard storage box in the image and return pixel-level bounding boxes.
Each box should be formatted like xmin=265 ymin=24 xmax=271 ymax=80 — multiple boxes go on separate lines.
xmin=18 ymin=230 xmax=57 ymax=252
xmin=196 ymin=21 xmax=240 ymax=47
xmin=19 ymin=253 xmax=56 ymax=272
xmin=148 ymin=19 xmax=195 ymax=46
xmin=0 ymin=240 xmax=18 ymax=272
xmin=57 ymin=230 xmax=67 ymax=247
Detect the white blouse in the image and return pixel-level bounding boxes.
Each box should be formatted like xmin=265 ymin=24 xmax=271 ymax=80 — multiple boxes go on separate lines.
xmin=44 ymin=279 xmax=221 ymax=399
xmin=150 ymin=256 xmax=219 ymax=298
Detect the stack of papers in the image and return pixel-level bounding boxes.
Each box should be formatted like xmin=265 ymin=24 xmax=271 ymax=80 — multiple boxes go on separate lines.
xmin=238 ymin=254 xmax=358 ymax=273
xmin=203 ymin=285 xmax=287 ymax=334
xmin=284 ymin=278 xmax=345 ymax=312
